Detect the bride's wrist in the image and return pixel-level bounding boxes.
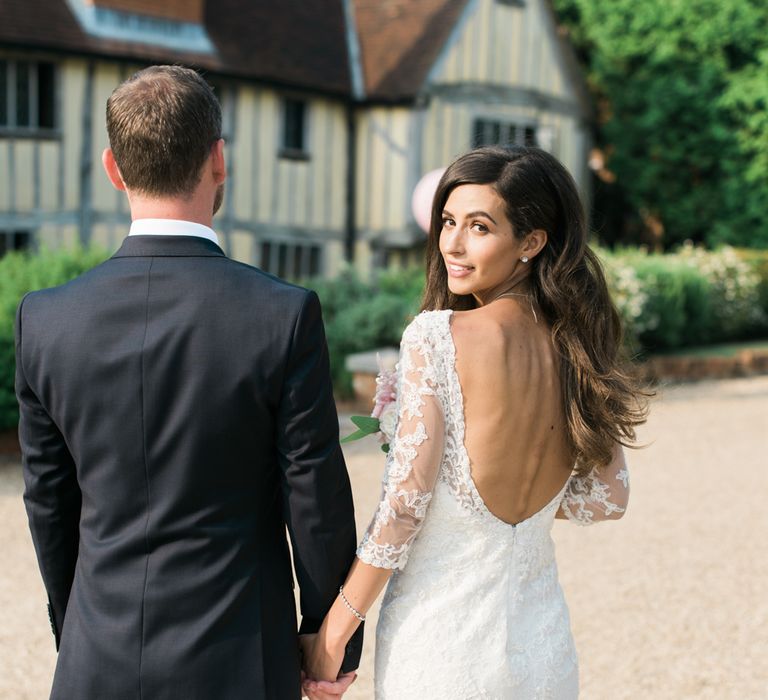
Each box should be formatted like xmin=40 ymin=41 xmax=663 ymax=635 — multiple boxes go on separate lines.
xmin=324 ymin=598 xmax=362 ymax=649
xmin=317 ymin=614 xmax=350 ymax=654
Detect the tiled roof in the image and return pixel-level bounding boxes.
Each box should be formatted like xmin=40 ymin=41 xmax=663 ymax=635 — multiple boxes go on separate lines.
xmin=0 ymin=0 xmax=589 ymax=112
xmin=352 ymin=0 xmax=470 ymax=101
xmin=0 ymin=0 xmax=351 ymax=95
xmin=206 ymin=0 xmax=351 ymax=94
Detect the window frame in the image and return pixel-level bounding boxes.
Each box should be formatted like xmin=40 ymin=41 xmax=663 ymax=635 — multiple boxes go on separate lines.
xmin=471 ymin=117 xmax=539 ymax=149
xmin=0 ymin=230 xmax=33 ymax=258
xmin=0 ymin=56 xmax=60 ymax=139
xmin=278 ymin=95 xmax=310 ymax=161
xmin=258 ymin=239 xmax=323 ymax=279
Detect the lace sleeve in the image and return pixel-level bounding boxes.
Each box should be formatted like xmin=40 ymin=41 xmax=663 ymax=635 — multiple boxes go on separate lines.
xmin=559 ymin=444 xmax=630 ymax=526
xmin=356 ymin=322 xmax=445 ymax=570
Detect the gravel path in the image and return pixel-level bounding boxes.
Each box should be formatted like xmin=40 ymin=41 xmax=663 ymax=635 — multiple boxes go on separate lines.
xmin=2 ymin=376 xmax=767 ymax=699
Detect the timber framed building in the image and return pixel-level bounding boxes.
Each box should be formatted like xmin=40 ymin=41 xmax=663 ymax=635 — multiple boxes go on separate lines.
xmin=0 ymin=0 xmax=592 ymax=277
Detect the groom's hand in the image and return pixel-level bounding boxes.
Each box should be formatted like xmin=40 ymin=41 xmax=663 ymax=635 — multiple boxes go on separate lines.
xmin=302 ymin=670 xmax=357 ymax=700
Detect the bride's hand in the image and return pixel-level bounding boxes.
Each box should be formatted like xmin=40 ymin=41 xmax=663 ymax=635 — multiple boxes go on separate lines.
xmin=304 ymin=671 xmax=357 ymax=699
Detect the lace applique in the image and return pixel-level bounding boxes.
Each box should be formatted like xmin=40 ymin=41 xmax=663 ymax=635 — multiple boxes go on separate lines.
xmin=356 ymin=313 xmax=447 ymax=570
xmin=560 ymin=466 xmax=629 ymax=526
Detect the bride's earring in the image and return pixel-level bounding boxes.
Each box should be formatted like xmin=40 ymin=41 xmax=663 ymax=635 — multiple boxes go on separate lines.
xmin=521 ymin=256 xmax=529 ymax=263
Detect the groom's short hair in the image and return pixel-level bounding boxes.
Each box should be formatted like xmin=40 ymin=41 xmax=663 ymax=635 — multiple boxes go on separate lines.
xmin=106 ymin=65 xmax=222 ymax=197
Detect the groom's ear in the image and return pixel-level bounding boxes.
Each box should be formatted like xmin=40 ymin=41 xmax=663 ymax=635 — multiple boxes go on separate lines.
xmin=211 ymin=138 xmax=226 ymax=185
xmin=102 ymin=148 xmax=127 ymax=192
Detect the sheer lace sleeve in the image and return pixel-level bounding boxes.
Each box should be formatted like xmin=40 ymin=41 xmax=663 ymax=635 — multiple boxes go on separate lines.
xmin=357 ymin=320 xmax=445 ymax=570
xmin=559 ymin=444 xmax=630 ymax=526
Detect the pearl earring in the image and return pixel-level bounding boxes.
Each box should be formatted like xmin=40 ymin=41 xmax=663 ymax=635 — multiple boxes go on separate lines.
xmin=521 ymin=256 xmax=529 ymax=263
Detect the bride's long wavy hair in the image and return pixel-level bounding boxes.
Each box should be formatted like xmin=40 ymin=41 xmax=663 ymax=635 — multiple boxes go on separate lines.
xmin=422 ymin=146 xmax=648 ymax=476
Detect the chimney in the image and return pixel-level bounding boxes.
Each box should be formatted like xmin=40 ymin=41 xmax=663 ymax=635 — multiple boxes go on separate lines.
xmin=85 ymin=0 xmax=205 ymax=24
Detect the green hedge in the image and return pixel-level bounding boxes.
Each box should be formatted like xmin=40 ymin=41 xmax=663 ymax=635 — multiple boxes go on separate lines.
xmin=310 ymin=246 xmax=768 ymax=391
xmin=1 ymin=245 xmax=767 ymax=428
xmin=306 ymin=267 xmax=423 ymax=396
xmin=602 ymin=245 xmax=768 ymax=353
xmin=0 ymin=246 xmax=109 ymax=430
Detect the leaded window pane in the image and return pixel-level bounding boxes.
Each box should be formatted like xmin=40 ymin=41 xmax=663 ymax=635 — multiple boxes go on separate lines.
xmin=15 ymin=62 xmax=30 ymax=127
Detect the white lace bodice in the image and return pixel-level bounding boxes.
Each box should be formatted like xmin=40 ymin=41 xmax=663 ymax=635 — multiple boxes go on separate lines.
xmin=356 ymin=309 xmax=630 ymax=571
xmin=357 ymin=310 xmax=631 ymax=698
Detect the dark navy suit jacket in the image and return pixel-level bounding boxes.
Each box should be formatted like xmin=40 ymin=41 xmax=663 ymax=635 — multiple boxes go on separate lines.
xmin=15 ymin=234 xmax=362 ymax=699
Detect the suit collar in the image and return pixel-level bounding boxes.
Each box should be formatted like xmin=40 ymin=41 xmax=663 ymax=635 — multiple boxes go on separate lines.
xmin=112 ymin=235 xmax=227 ymax=259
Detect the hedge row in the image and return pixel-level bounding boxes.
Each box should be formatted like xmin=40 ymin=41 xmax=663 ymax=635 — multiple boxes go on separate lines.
xmin=602 ymin=245 xmax=768 ymax=353
xmin=306 ymin=267 xmax=424 ymax=396
xmin=309 ymin=245 xmax=768 ymax=392
xmin=0 ymin=246 xmax=109 ymax=430
xmin=1 ymin=245 xmax=767 ymax=429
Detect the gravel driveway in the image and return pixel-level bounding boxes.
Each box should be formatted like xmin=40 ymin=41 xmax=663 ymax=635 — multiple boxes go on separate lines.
xmin=2 ymin=376 xmax=767 ymax=699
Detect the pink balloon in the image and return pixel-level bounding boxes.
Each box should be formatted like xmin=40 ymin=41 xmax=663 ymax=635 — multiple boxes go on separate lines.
xmin=411 ymin=168 xmax=446 ymax=234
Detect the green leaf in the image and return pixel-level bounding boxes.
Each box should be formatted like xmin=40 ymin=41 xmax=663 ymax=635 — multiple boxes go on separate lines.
xmin=350 ymin=415 xmax=380 ymax=432
xmin=340 ymin=429 xmax=370 ymax=444
xmin=381 ymin=443 xmax=390 ymax=453
xmin=339 ymin=415 xmax=380 ymax=443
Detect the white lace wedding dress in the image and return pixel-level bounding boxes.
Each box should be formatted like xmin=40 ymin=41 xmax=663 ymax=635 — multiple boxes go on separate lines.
xmin=357 ymin=310 xmax=630 ymax=699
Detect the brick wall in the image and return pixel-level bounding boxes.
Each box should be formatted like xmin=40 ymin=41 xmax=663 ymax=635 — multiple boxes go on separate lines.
xmin=86 ymin=0 xmax=204 ymax=23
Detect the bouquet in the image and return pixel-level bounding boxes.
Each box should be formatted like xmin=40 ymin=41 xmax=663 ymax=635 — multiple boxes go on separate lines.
xmin=341 ymin=358 xmax=397 ymax=453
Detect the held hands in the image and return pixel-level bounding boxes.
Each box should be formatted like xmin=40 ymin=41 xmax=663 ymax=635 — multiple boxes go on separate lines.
xmin=299 ymin=633 xmax=356 ymax=700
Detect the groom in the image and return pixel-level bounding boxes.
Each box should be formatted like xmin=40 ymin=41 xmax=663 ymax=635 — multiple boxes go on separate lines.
xmin=15 ymin=65 xmax=361 ymax=699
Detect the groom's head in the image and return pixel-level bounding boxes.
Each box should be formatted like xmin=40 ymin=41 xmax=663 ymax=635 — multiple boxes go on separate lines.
xmin=103 ymin=65 xmax=224 ymax=212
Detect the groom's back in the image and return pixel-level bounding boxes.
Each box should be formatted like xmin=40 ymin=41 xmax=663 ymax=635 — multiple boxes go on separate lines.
xmin=19 ymin=237 xmax=313 ymax=698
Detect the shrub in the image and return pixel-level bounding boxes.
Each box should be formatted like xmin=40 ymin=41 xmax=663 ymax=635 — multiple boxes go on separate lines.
xmin=312 ymin=250 xmax=768 ymax=392
xmin=0 ymin=246 xmax=108 ymax=430
xmin=598 ymin=251 xmax=650 ymax=349
xmin=600 ymin=245 xmax=768 ymax=353
xmin=631 ymin=257 xmax=713 ymax=350
xmin=2 ymin=245 xmax=767 ymax=423
xmin=735 ymin=248 xmax=768 ymax=335
xmin=306 ymin=266 xmax=423 ymax=395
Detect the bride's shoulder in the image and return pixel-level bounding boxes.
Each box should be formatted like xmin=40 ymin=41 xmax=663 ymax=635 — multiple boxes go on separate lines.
xmin=449 ymin=307 xmax=513 ymax=353
xmin=402 ymin=309 xmax=453 ymax=344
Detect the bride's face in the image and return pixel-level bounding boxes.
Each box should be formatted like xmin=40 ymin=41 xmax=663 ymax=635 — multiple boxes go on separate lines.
xmin=439 ymin=184 xmax=527 ymax=304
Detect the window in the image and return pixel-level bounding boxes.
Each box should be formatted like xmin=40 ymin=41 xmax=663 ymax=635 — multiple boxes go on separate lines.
xmin=0 ymin=60 xmax=56 ymax=133
xmin=280 ymin=97 xmax=309 ymax=159
xmin=0 ymin=231 xmax=32 ymax=257
xmin=259 ymin=241 xmax=322 ymax=279
xmin=472 ymin=118 xmax=537 ymax=149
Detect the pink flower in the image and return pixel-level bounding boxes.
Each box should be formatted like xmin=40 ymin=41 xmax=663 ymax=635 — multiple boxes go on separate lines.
xmin=341 ymin=354 xmax=398 ymax=451
xmin=371 ymin=365 xmax=397 ymax=419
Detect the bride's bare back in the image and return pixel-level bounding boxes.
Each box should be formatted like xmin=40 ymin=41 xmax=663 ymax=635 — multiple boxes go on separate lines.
xmin=452 ymin=300 xmax=574 ymax=525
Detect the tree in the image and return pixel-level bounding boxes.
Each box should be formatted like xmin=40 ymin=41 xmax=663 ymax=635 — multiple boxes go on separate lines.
xmin=554 ymin=0 xmax=768 ymax=249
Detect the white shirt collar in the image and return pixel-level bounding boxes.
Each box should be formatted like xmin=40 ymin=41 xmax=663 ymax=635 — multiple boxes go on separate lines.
xmin=128 ymin=219 xmax=219 ymax=245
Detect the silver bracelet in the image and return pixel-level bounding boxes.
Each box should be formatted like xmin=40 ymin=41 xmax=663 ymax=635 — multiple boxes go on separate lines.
xmin=339 ymin=585 xmax=366 ymax=622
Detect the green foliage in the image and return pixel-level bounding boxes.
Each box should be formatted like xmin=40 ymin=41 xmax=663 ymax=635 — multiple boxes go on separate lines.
xmin=630 ymin=258 xmax=713 ymax=349
xmin=735 ymin=248 xmax=768 ymax=332
xmin=305 ymin=267 xmax=424 ymax=395
xmin=600 ymin=245 xmax=768 ymax=353
xmin=0 ymin=246 xmax=108 ymax=429
xmin=0 ymin=335 xmax=16 ymax=432
xmin=553 ymin=0 xmax=768 ymax=248
xmin=309 ymin=253 xmax=768 ymax=391
xmin=2 ymin=247 xmax=765 ymax=427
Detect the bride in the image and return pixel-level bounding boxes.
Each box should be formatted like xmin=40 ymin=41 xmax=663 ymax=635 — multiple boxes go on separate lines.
xmin=303 ymin=145 xmax=648 ymax=699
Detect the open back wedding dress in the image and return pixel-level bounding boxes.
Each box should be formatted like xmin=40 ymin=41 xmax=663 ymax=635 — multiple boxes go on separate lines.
xmin=356 ymin=310 xmax=630 ymax=699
